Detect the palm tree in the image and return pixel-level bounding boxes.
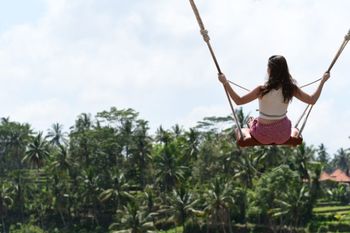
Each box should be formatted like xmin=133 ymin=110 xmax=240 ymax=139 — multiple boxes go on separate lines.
xmin=293 ymin=143 xmax=315 ymax=181
xmin=78 ymin=168 xmax=101 ymax=225
xmin=166 ymin=185 xmax=198 ymax=231
xmin=2 ymin=121 xmax=31 ymax=170
xmin=21 ymin=132 xmax=50 ymax=228
xmin=172 ymin=124 xmax=183 ymax=138
xmin=327 ymin=183 xmax=349 ymax=204
xmin=96 ymin=107 xmax=138 ymax=160
xmin=75 ymin=113 xmax=92 ymax=130
xmin=46 ymin=123 xmax=68 ymax=147
xmin=270 ymin=185 xmax=310 ymax=227
xmin=317 ymin=143 xmax=329 ymax=164
xmin=110 ymin=201 xmax=156 ymax=233
xmin=109 ymin=108 xmax=139 ymax=160
xmin=120 ymin=119 xmax=134 ymax=158
xmin=50 ymin=174 xmax=70 ymax=227
xmin=258 ymin=146 xmax=285 ymax=171
xmin=333 ymin=148 xmax=350 ymax=173
xmin=184 ymin=128 xmax=201 ymax=159
xmin=235 ymin=107 xmax=251 ymax=129
xmin=49 ymin=143 xmax=75 ymax=224
xmin=304 ymin=161 xmax=323 ymax=223
xmin=70 ymin=113 xmax=93 ymax=166
xmin=99 ymin=170 xmax=134 ymax=212
xmin=143 ymin=185 xmax=155 ymax=214
xmin=155 ymin=126 xmax=172 ymax=145
xmin=233 ymin=151 xmax=259 ymax=188
xmin=0 ymin=182 xmax=14 ymax=233
xmin=50 ymin=145 xmax=73 ymax=175
xmin=22 ymin=132 xmax=50 ymax=169
xmin=203 ymin=178 xmax=234 ymax=233
xmin=154 ymin=143 xmax=186 ymax=192
xmin=317 ymin=144 xmax=332 ymax=173
xmin=0 ymin=117 xmax=10 ymax=124
xmin=130 ymin=120 xmax=152 ymax=189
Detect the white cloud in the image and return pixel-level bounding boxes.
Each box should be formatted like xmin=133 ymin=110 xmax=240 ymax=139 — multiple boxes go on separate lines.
xmin=301 ymin=100 xmax=350 ymax=152
xmin=177 ymin=104 xmax=228 ymax=128
xmin=9 ymin=98 xmax=73 ymax=131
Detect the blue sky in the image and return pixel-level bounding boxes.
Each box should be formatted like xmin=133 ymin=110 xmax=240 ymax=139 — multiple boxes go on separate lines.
xmin=0 ymin=0 xmax=349 ymax=155
xmin=0 ymin=0 xmax=44 ymax=32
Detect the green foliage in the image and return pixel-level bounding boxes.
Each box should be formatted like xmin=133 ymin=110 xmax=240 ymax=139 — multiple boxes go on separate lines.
xmin=308 ymin=220 xmax=350 ymax=232
xmin=0 ymin=107 xmax=349 ymax=232
xmin=325 ymin=183 xmax=350 ymax=204
xmin=159 ymin=226 xmax=183 ymax=233
xmin=0 ymin=118 xmax=32 ymax=174
xmin=183 ymin=221 xmax=201 ymax=233
xmin=109 ymin=200 xmax=156 ymax=233
xmin=251 ymin=165 xmax=312 ymax=226
xmin=9 ymin=224 xmax=46 ymax=233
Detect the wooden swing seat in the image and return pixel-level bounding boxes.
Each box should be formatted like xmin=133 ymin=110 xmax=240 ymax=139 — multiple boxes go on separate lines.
xmin=235 ymin=128 xmax=303 ymax=147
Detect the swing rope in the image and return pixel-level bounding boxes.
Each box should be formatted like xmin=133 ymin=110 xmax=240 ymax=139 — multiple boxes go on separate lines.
xmin=296 ymin=30 xmax=350 ymax=134
xmin=189 ymin=0 xmax=244 ymax=139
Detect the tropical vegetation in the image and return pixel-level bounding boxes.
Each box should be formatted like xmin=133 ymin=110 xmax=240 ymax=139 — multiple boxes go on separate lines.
xmin=1 ymin=107 xmax=350 ymax=233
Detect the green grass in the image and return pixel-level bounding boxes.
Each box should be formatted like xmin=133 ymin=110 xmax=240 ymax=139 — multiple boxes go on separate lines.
xmin=313 ymin=205 xmax=350 ymax=213
xmin=317 ymin=200 xmax=344 ymax=206
xmin=158 ymin=226 xmax=183 ymax=233
xmin=159 ymin=206 xmax=350 ymax=233
xmin=317 ymin=210 xmax=350 ymax=216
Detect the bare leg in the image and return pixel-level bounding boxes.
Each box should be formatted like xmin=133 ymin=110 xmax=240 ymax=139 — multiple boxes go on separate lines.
xmin=291 ymin=128 xmax=300 ymax=137
xmin=236 ymin=128 xmax=252 ymax=140
xmin=247 ymin=117 xmax=255 ymax=128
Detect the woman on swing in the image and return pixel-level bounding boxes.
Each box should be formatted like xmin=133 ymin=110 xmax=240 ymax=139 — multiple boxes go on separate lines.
xmin=218 ymin=55 xmax=330 ymax=145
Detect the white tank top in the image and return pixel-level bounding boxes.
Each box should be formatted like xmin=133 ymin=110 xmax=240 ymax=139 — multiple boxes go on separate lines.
xmin=259 ymin=88 xmax=289 ymax=120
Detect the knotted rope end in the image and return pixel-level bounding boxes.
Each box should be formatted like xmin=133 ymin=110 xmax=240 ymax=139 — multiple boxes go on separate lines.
xmin=200 ymin=29 xmax=210 ymax=42
xmin=345 ymin=29 xmax=350 ymax=41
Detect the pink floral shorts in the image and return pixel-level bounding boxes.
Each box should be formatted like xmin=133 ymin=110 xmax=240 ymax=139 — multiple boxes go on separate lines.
xmin=249 ymin=117 xmax=291 ymax=144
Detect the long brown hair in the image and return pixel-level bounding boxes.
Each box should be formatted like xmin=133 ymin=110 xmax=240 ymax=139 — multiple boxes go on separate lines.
xmin=260 ymin=55 xmax=297 ymax=102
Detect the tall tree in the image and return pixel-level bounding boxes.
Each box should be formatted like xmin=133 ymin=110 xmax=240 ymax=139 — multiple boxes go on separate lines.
xmin=70 ymin=113 xmax=93 ymax=166
xmin=22 ymin=132 xmax=50 ymax=169
xmin=0 ymin=182 xmax=14 ymax=233
xmin=0 ymin=120 xmax=31 ymax=172
xmin=293 ymin=143 xmax=315 ymax=181
xmin=333 ymin=148 xmax=350 ymax=173
xmin=203 ymin=178 xmax=234 ymax=233
xmin=50 ymin=145 xmax=73 ymax=176
xmin=78 ymin=168 xmax=101 ymax=225
xmin=129 ymin=120 xmax=152 ymax=189
xmin=317 ymin=143 xmax=329 ymax=164
xmin=46 ymin=123 xmax=68 ymax=147
xmin=155 ymin=126 xmax=172 ymax=145
xmin=154 ymin=143 xmax=186 ymax=192
xmin=270 ymin=185 xmax=310 ymax=227
xmin=99 ymin=170 xmax=133 ymax=212
xmin=166 ymin=185 xmax=198 ymax=231
xmin=184 ymin=127 xmax=201 ymax=160
xmin=110 ymin=201 xmax=156 ymax=233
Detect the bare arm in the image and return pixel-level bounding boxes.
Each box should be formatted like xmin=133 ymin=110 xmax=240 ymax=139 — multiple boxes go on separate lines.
xmin=294 ymin=72 xmax=330 ymax=105
xmin=218 ymin=74 xmax=261 ymax=105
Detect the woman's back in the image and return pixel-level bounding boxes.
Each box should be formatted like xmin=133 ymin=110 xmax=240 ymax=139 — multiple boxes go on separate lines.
xmin=259 ymin=88 xmax=289 ymax=121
